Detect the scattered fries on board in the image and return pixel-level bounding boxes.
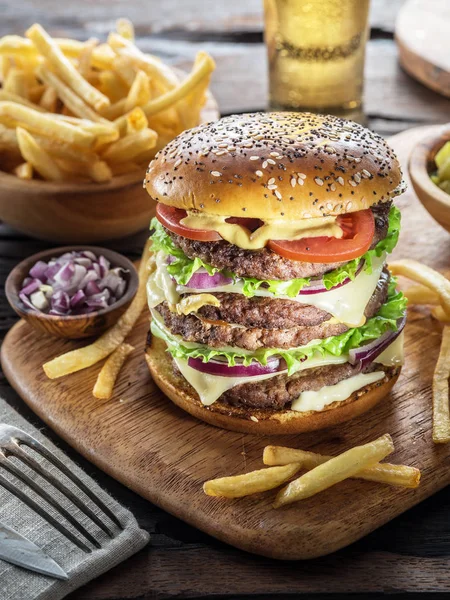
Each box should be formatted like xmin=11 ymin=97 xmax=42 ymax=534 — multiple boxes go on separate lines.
xmin=0 ymin=21 xmax=215 ymax=182
xmin=203 ymin=435 xmax=421 ymax=508
xmin=390 ymin=259 xmax=450 ymax=443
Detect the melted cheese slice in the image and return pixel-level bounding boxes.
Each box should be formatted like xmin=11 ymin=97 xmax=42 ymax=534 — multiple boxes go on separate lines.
xmin=152 ymin=310 xmax=402 ymax=407
xmin=376 ymin=330 xmax=404 ymax=366
xmin=181 ymin=212 xmax=343 ymax=250
xmin=147 ymin=251 xmax=180 ymax=308
xmin=173 ymin=356 xmax=286 ymax=406
xmin=179 ymin=253 xmax=387 ymax=328
xmin=291 ymin=371 xmax=385 ymax=412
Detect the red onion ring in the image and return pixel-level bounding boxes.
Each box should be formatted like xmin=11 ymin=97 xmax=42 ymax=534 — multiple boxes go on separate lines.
xmin=187 ymin=356 xmax=281 ymax=378
xmin=348 ymin=315 xmax=406 ymax=369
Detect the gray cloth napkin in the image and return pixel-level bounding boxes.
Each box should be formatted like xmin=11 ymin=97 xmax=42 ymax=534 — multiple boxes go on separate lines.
xmin=0 ymin=398 xmax=150 ymax=600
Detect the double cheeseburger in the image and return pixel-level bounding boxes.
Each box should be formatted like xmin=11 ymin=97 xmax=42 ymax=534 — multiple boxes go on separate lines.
xmin=144 ymin=112 xmax=406 ymax=434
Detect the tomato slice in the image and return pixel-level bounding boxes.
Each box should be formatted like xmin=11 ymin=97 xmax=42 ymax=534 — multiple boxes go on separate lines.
xmin=155 ymin=204 xmax=264 ymax=241
xmin=156 ymin=204 xmax=221 ymax=241
xmin=268 ymin=209 xmax=375 ymax=263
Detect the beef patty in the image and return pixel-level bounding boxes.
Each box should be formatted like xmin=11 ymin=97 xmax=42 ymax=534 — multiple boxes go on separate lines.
xmin=194 ymin=268 xmax=389 ymax=329
xmin=219 ymin=362 xmax=396 ymax=410
xmin=155 ymin=270 xmax=389 ymax=351
xmin=166 ymin=201 xmax=391 ymax=281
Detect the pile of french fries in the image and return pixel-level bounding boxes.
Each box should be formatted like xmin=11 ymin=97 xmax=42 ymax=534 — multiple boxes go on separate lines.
xmin=390 ymin=259 xmax=450 ymax=443
xmin=204 ymin=434 xmax=421 ymax=507
xmin=0 ymin=20 xmax=215 ymax=183
xmin=43 ymin=239 xmax=154 ymax=400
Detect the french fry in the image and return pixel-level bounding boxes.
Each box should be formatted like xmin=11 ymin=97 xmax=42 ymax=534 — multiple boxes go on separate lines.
xmin=0 ymin=102 xmax=95 ymax=147
xmin=77 ymin=38 xmax=98 ymax=78
xmin=433 ymin=326 xmax=450 ymax=443
xmin=3 ymin=67 xmax=28 ymax=98
xmin=93 ymin=343 xmax=134 ymax=400
xmin=431 ymin=305 xmax=450 ymax=323
xmin=43 ymin=239 xmax=152 ymax=379
xmin=114 ymin=107 xmax=148 ymax=136
xmin=404 ymin=284 xmax=440 ymax=306
xmin=0 ymin=91 xmax=45 ymax=112
xmin=101 ymin=128 xmax=157 ymax=163
xmin=116 ymin=18 xmax=135 ymax=42
xmin=112 ymin=55 xmax=136 ymax=87
xmin=98 ymin=70 xmax=128 ymax=102
xmin=0 ymin=35 xmax=115 ymax=70
xmin=36 ymin=136 xmax=97 ymax=164
xmin=37 ymin=65 xmax=108 ymax=124
xmin=147 ymin=107 xmax=180 ymax=132
xmin=124 ymin=70 xmax=151 ymax=112
xmin=0 ymin=36 xmax=37 ymax=57
xmin=0 ymin=35 xmax=80 ymax=58
xmin=26 ymin=24 xmax=110 ymax=111
xmin=28 ymin=83 xmax=46 ymax=104
xmin=389 ymin=260 xmax=450 ymax=318
xmin=273 ymin=434 xmax=395 ymax=508
xmin=204 ymin=464 xmax=301 ymax=498
xmin=89 ymin=43 xmax=116 ymax=70
xmin=99 ymin=98 xmax=127 ymax=120
xmin=16 ymin=127 xmax=65 ymax=181
xmin=39 ymin=85 xmax=58 ymax=112
xmin=14 ymin=161 xmax=33 ymax=180
xmin=141 ymin=51 xmax=215 ymax=117
xmin=57 ymin=158 xmax=112 ymax=183
xmin=112 ymin=38 xmax=179 ymax=89
xmin=0 ymin=122 xmax=19 ymax=150
xmin=263 ymin=446 xmax=421 ymax=489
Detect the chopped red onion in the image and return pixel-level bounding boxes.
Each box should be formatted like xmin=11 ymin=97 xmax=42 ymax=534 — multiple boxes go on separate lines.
xmin=29 ymin=260 xmax=48 ymax=281
xmin=70 ymin=289 xmax=86 ymax=308
xmin=21 ymin=279 xmax=41 ymax=296
xmin=19 ymin=250 xmax=129 ymax=316
xmin=85 ymin=280 xmax=101 ymax=296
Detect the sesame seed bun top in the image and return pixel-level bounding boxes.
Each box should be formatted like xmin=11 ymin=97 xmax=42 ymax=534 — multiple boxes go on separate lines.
xmin=144 ymin=112 xmax=403 ymax=220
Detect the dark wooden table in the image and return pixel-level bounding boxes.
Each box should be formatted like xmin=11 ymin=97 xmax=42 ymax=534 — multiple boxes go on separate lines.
xmin=0 ymin=1 xmax=450 ymax=598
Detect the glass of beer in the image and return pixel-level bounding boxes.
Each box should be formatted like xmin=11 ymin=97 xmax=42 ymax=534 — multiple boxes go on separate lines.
xmin=264 ymin=0 xmax=371 ymax=122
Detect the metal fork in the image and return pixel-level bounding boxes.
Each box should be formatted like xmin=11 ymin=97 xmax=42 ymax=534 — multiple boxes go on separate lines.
xmin=0 ymin=424 xmax=123 ymax=553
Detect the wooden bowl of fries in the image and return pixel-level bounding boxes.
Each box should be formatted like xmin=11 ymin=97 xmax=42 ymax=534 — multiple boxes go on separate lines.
xmin=0 ymin=21 xmax=218 ymax=243
xmin=409 ymin=124 xmax=450 ymax=233
xmin=6 ymin=245 xmax=139 ymax=339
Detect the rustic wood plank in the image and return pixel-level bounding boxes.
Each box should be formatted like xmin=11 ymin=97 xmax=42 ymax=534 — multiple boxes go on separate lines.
xmin=0 ymin=376 xmax=447 ymax=600
xmin=2 ymin=128 xmax=450 ymax=568
xmin=0 ymin=0 xmax=406 ymax=38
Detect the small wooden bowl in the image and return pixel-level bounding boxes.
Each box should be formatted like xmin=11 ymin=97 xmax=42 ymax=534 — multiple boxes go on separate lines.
xmin=5 ymin=245 xmax=139 ymax=339
xmin=0 ymin=92 xmax=219 ymax=243
xmin=409 ymin=124 xmax=450 ymax=232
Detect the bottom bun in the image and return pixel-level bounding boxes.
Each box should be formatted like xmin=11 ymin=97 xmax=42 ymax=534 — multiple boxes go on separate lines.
xmin=145 ymin=336 xmax=401 ymax=435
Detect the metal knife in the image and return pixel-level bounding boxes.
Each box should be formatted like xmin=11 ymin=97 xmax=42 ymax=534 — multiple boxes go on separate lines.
xmin=0 ymin=520 xmax=68 ymax=580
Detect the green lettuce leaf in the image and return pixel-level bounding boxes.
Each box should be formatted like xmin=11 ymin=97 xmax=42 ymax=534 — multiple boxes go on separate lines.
xmin=149 ymin=205 xmax=401 ymax=298
xmin=151 ymin=282 xmax=407 ymax=376
xmin=150 ymin=218 xmax=220 ymax=285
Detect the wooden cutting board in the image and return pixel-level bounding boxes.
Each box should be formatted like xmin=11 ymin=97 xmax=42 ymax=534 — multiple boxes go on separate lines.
xmin=2 ymin=127 xmax=450 ymax=560
xmin=396 ymin=0 xmax=450 ymax=98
